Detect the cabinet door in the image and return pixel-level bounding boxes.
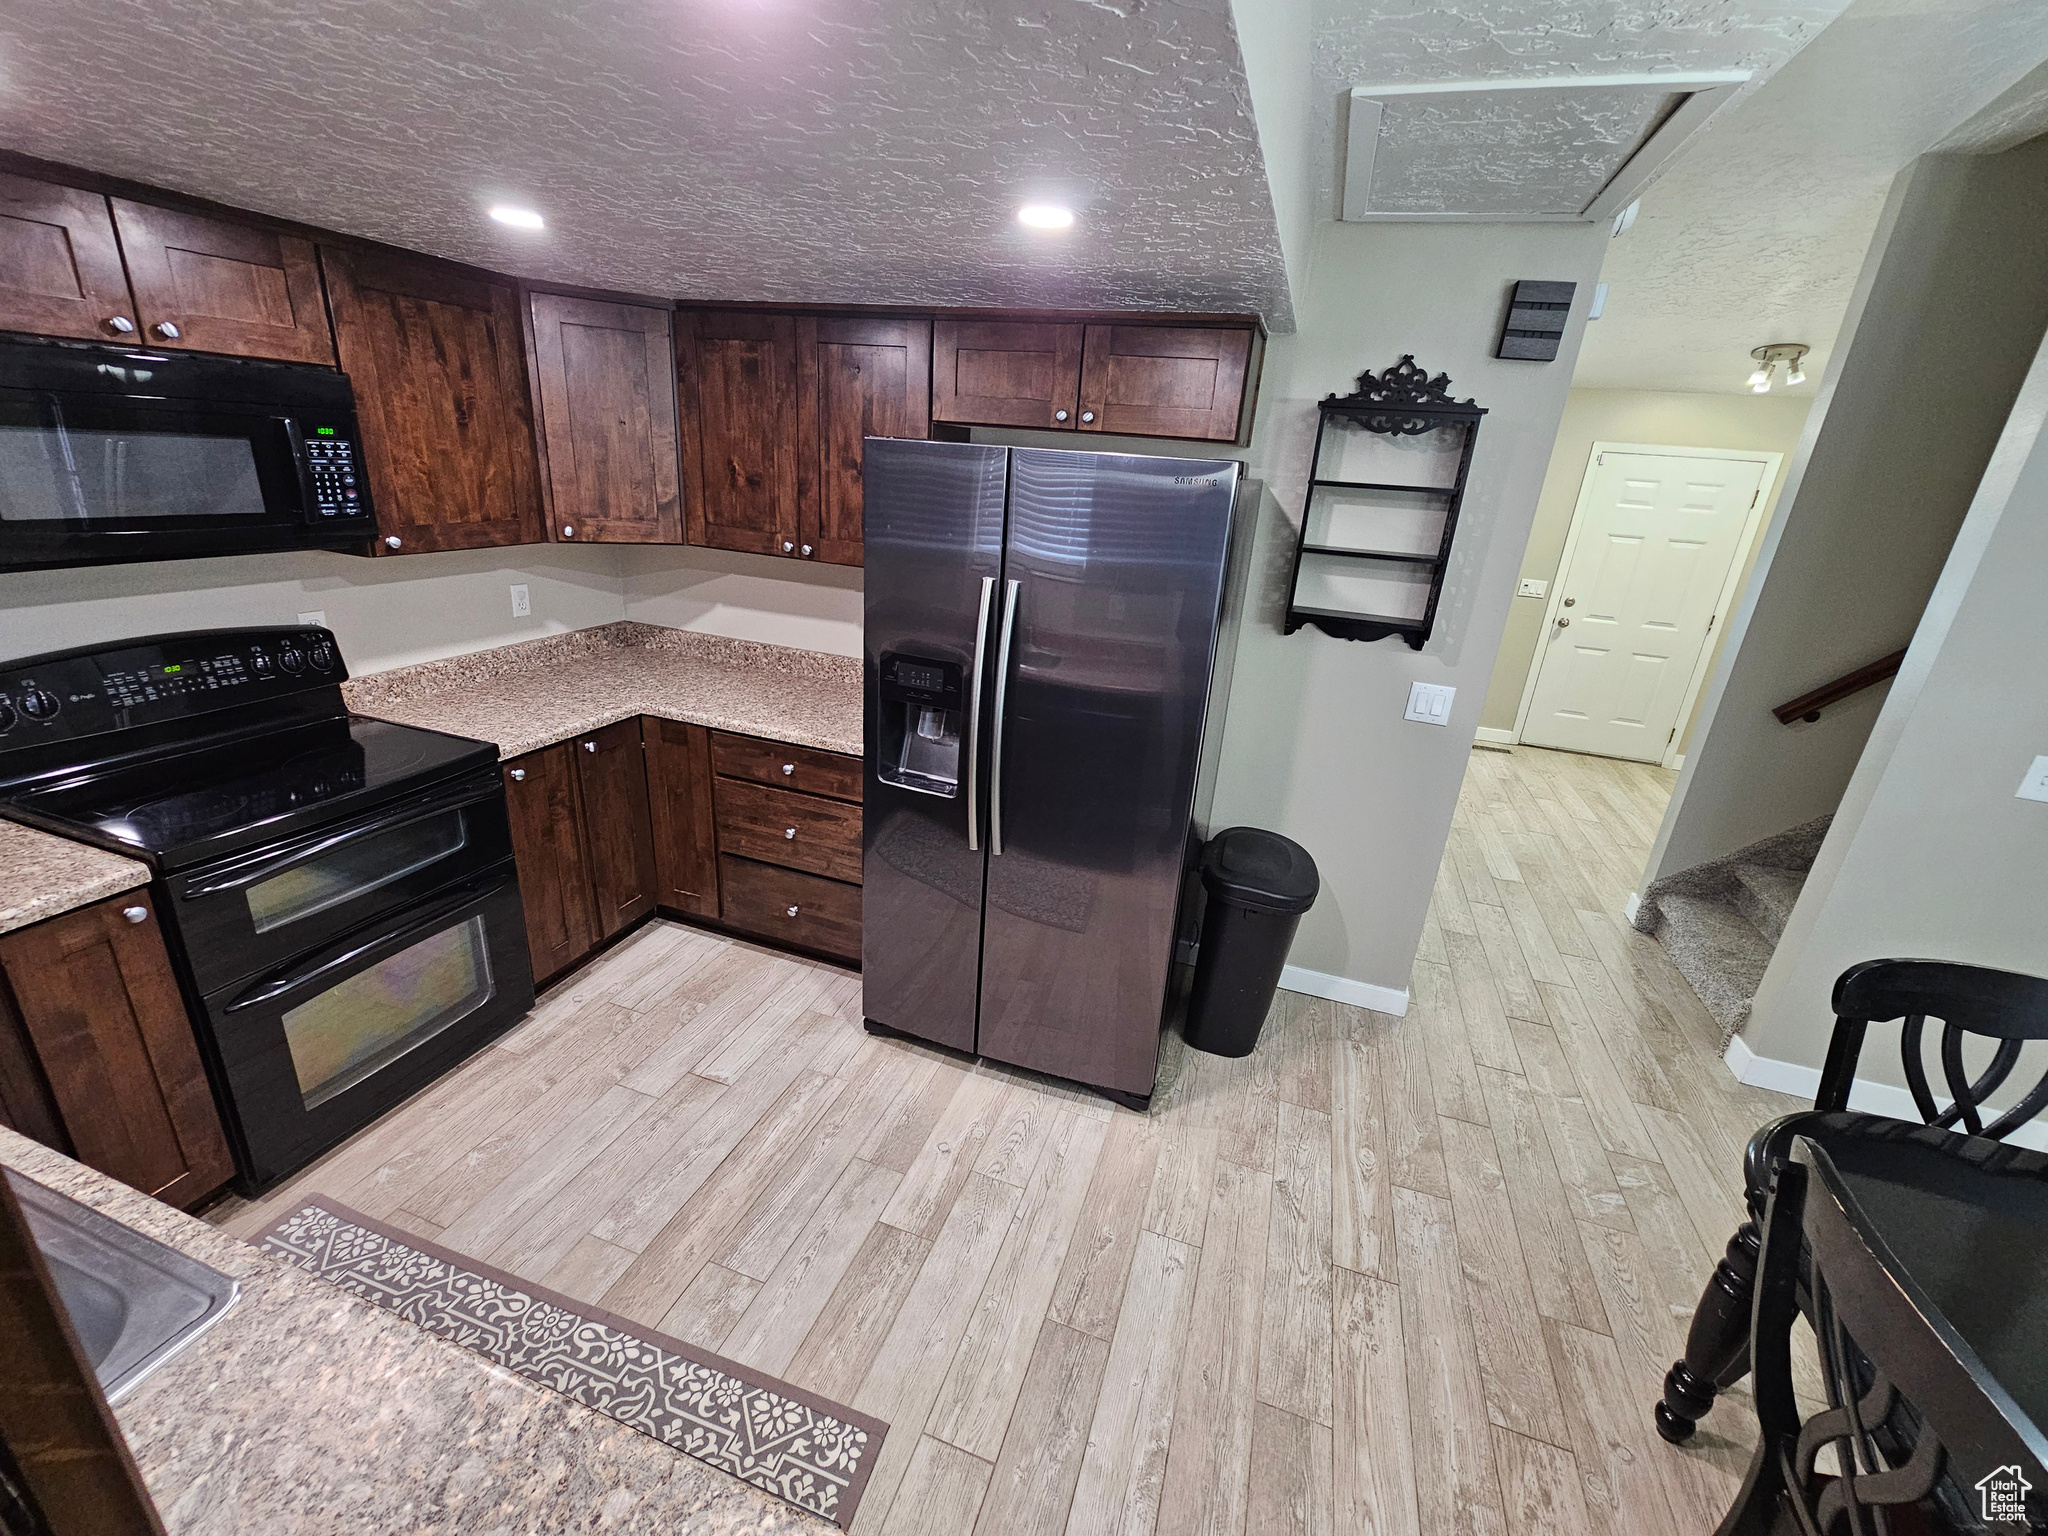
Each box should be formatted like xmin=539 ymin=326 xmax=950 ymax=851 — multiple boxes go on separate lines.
xmin=529 ymin=292 xmax=682 ymax=543
xmin=1076 ymin=324 xmax=1253 ymax=441
xmin=503 ymin=745 xmax=601 ymax=979
xmin=797 ymin=315 xmax=930 ymax=566
xmin=678 ymin=309 xmax=800 ymax=556
xmin=0 ymin=173 xmax=136 ymax=342
xmin=0 ymin=893 xmax=233 ymax=1209
xmin=322 ymin=246 xmax=546 ymax=555
xmin=931 ymin=320 xmax=1082 ymax=430
xmin=644 ymin=717 xmax=719 ymax=920
xmin=573 ymin=718 xmax=657 ymax=939
xmin=108 ymin=199 xmax=334 ymax=364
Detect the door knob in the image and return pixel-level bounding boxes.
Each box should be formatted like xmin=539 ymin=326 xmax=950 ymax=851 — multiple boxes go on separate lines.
xmin=1563 ymin=597 xmax=1576 ymax=607
xmin=1053 ymin=409 xmax=1069 ymax=423
xmin=106 ymin=315 xmax=135 ymax=334
xmin=510 ymin=768 xmax=526 ymax=780
xmin=786 ymin=904 xmax=800 ymax=917
xmin=384 ymin=535 xmax=402 ymax=549
xmin=784 ymin=827 xmax=797 ymax=839
xmin=1556 ymin=617 xmax=1570 ymax=628
xmin=801 ymin=544 xmax=813 ymax=557
xmin=781 ymin=763 xmax=795 ymax=775
xmin=150 ymin=320 xmax=181 ymax=340
xmin=122 ymin=905 xmax=148 ymax=924
xmin=561 ymin=525 xmax=575 ymax=538
xmin=1080 ymin=410 xmax=1095 ymax=424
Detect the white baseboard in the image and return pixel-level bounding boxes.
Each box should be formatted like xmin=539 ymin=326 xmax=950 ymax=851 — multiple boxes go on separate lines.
xmin=1474 ymin=727 xmax=1518 ymax=746
xmin=1280 ymin=965 xmax=1410 ymax=1017
xmin=1623 ymin=891 xmax=1642 ymax=924
xmin=1723 ymin=1033 xmax=2048 ymax=1153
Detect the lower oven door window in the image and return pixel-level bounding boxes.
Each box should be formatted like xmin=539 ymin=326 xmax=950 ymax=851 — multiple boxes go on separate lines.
xmin=282 ymin=913 xmax=493 ymax=1109
xmin=204 ymin=868 xmax=536 ymax=1192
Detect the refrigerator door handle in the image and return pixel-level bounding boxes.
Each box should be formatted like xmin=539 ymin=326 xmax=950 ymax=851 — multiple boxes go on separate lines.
xmin=965 ymin=575 xmax=995 ymax=852
xmin=989 ymin=577 xmax=1021 ymax=856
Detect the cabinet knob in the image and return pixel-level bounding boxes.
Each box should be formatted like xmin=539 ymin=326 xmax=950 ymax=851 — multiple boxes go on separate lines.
xmin=781 ymin=763 xmax=795 ymax=775
xmin=786 ymin=904 xmax=800 ymax=917
xmin=782 ymin=541 xmax=794 ymax=553
xmin=1053 ymin=409 xmax=1069 ymax=423
xmin=106 ymin=315 xmax=136 ymax=334
xmin=561 ymin=525 xmax=575 ymax=538
xmin=384 ymin=535 xmax=402 ymax=549
xmin=122 ymin=905 xmax=148 ymax=924
xmin=801 ymin=544 xmax=813 ymax=557
xmin=583 ymin=740 xmax=597 ymax=753
xmin=784 ymin=826 xmax=797 ymax=839
xmin=510 ymin=767 xmax=526 ymax=780
xmin=150 ymin=320 xmax=181 ymax=340
xmin=1080 ymin=410 xmax=1095 ymax=424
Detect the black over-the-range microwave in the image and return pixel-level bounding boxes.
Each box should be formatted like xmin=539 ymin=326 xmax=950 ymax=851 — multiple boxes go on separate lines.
xmin=0 ymin=335 xmax=375 ymax=572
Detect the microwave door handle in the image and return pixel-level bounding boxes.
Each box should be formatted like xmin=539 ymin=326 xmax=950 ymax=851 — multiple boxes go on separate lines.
xmin=989 ymin=578 xmax=1020 ymax=857
xmin=964 ymin=576 xmax=995 ymax=852
xmin=224 ymin=873 xmax=495 ymax=1012
xmin=186 ymin=776 xmax=498 ymax=896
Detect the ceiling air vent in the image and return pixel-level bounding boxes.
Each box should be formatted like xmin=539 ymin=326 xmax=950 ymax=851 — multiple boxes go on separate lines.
xmin=1342 ymin=73 xmax=1750 ymax=224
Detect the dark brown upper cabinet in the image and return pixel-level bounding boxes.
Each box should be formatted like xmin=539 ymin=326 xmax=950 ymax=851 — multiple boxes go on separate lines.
xmin=573 ymin=718 xmax=658 ymax=940
xmin=932 ymin=320 xmax=1083 ymax=430
xmin=529 ymin=292 xmax=682 ymax=544
xmin=322 ymin=246 xmax=546 ymax=556
xmin=678 ymin=308 xmax=801 ymax=557
xmin=1077 ymin=323 xmax=1253 ymax=442
xmin=0 ymin=171 xmax=136 ymax=342
xmin=108 ymin=198 xmax=334 ymax=364
xmin=796 ymin=314 xmax=930 ymax=566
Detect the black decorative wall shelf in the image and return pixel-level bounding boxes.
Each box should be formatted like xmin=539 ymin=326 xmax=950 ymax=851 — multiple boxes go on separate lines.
xmin=1284 ymin=356 xmax=1486 ymax=649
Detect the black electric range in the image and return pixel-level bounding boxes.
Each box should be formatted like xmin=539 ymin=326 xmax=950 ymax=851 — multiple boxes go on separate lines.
xmin=0 ymin=628 xmax=536 ymax=1193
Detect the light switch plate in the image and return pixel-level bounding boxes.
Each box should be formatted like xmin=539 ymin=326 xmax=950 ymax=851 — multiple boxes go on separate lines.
xmin=1405 ymin=681 xmax=1455 ymax=726
xmin=1516 ymin=578 xmax=1548 ymax=599
xmin=510 ymin=584 xmax=531 ymax=618
xmin=297 ymin=610 xmax=327 ymax=628
xmin=2017 ymin=756 xmax=2048 ymax=803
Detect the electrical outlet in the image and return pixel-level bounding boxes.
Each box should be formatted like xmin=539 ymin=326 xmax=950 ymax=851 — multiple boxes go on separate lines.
xmin=297 ymin=610 xmax=327 ymax=628
xmin=1516 ymin=578 xmax=1548 ymax=599
xmin=1405 ymin=681 xmax=1455 ymax=726
xmin=2017 ymin=756 xmax=2048 ymax=803
xmin=509 ymin=584 xmax=531 ymax=618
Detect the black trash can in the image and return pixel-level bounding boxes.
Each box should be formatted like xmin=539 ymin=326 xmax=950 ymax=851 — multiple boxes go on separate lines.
xmin=1184 ymin=827 xmax=1319 ymax=1058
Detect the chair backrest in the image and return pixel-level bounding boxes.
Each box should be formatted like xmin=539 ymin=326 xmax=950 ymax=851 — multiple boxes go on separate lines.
xmin=1744 ymin=1138 xmax=2048 ymax=1534
xmin=1815 ymin=960 xmax=2048 ymax=1139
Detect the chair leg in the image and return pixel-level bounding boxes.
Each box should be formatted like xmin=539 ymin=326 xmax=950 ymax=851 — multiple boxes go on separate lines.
xmin=1656 ymin=1218 xmax=1763 ymax=1444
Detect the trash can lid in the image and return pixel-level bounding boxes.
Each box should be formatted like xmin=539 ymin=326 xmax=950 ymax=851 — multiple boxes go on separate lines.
xmin=1200 ymin=827 xmax=1319 ymax=914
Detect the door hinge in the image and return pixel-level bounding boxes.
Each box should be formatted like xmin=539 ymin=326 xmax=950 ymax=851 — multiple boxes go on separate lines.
xmin=1752 ymin=487 xmax=1761 ymax=508
xmin=1707 ymin=613 xmax=1716 ymax=632
xmin=1668 ymin=727 xmax=1677 ymax=743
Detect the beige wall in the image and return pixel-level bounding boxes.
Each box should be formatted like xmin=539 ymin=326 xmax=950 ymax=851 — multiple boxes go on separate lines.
xmin=1479 ymin=388 xmax=1814 ymax=755
xmin=623 ymin=546 xmax=864 ymax=658
xmin=1209 ymin=214 xmax=1609 ymax=1001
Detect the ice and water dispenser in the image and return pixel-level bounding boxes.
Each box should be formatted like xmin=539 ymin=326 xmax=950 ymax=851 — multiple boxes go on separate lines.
xmin=876 ymin=652 xmax=966 ymax=796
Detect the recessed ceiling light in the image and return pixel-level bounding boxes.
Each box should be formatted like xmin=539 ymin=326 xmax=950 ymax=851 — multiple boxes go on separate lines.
xmin=489 ymin=205 xmax=546 ymax=231
xmin=1017 ymin=204 xmax=1075 ymax=231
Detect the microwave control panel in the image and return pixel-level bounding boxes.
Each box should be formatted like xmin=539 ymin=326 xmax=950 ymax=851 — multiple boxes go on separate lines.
xmin=302 ymin=430 xmax=365 ymax=519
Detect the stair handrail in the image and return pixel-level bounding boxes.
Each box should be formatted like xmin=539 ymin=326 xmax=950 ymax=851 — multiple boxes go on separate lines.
xmin=1772 ymin=648 xmax=1908 ymax=725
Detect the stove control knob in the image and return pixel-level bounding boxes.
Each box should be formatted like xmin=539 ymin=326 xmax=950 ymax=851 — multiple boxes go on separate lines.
xmin=309 ymin=641 xmax=337 ymax=672
xmin=250 ymin=651 xmax=274 ymax=676
xmin=18 ymin=688 xmax=59 ymax=722
xmin=277 ymin=647 xmax=306 ymax=676
xmin=0 ymin=697 xmax=15 ymax=734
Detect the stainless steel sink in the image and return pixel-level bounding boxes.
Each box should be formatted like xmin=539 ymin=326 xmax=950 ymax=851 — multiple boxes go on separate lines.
xmin=8 ymin=1169 xmax=239 ymax=1403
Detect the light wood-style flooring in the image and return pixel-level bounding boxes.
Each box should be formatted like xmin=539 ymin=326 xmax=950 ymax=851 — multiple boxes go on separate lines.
xmin=216 ymin=744 xmax=1807 ymax=1534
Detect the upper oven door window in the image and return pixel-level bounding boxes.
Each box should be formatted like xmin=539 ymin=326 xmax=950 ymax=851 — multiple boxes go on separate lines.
xmin=244 ymin=809 xmax=470 ymax=933
xmin=0 ymin=387 xmax=304 ymax=529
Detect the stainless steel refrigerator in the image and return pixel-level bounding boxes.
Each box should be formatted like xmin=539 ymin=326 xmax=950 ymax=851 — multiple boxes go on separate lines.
xmin=861 ymin=438 xmax=1245 ymax=1108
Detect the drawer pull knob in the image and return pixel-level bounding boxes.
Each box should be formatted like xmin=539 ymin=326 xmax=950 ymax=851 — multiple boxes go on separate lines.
xmin=786 ymin=904 xmax=800 ymax=917
xmin=782 ymin=541 xmax=794 ymax=553
xmin=1080 ymin=410 xmax=1095 ymax=424
xmin=784 ymin=826 xmax=797 ymax=839
xmin=122 ymin=905 xmax=148 ymax=924
xmin=561 ymin=525 xmax=575 ymax=538
xmin=1054 ymin=409 xmax=1069 ymax=423
xmin=384 ymin=535 xmax=402 ymax=549
xmin=151 ymin=320 xmax=181 ymax=340
xmin=106 ymin=314 xmax=135 ymax=334
xmin=509 ymin=767 xmax=526 ymax=781
xmin=801 ymin=544 xmax=813 ymax=557
xmin=583 ymin=741 xmax=597 ymax=753
xmin=781 ymin=763 xmax=795 ymax=775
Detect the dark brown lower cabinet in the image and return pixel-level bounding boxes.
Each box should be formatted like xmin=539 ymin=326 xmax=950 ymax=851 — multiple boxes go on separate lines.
xmin=574 ymin=719 xmax=658 ymax=938
xmin=644 ymin=718 xmax=720 ymax=919
xmin=718 ymin=856 xmax=862 ymax=962
xmin=0 ymin=891 xmax=233 ymax=1210
xmin=504 ymin=742 xmax=600 ymax=980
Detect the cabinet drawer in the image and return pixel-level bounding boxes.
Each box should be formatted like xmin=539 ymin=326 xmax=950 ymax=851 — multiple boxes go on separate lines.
xmin=719 ymin=856 xmax=860 ymax=961
xmin=711 ymin=732 xmax=862 ymax=803
xmin=715 ymin=779 xmax=862 ymax=884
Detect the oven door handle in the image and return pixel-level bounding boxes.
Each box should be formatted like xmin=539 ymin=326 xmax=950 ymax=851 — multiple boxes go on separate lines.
xmin=185 ymin=773 xmax=501 ymax=897
xmin=224 ymin=872 xmax=499 ymax=1012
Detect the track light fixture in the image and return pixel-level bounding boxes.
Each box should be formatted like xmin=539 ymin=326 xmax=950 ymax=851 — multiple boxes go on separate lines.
xmin=1748 ymin=343 xmax=1810 ymax=394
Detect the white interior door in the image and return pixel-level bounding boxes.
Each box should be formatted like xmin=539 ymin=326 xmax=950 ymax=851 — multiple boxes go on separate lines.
xmin=1521 ymin=449 xmax=1769 ymax=762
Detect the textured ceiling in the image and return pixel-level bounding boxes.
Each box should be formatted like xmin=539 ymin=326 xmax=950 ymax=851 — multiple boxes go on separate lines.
xmin=0 ymin=0 xmax=1295 ymax=328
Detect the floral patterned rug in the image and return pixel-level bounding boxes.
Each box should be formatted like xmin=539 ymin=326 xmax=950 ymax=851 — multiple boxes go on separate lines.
xmin=260 ymin=1199 xmax=884 ymax=1526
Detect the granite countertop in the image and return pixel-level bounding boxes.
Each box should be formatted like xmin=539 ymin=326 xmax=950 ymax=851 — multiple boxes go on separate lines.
xmin=0 ymin=818 xmax=151 ymax=937
xmin=0 ymin=1128 xmax=830 ymax=1535
xmin=343 ymin=622 xmax=863 ymax=760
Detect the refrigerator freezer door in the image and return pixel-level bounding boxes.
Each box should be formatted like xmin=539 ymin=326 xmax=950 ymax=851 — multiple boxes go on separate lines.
xmin=978 ymin=448 xmax=1239 ymax=1099
xmin=861 ymin=438 xmax=1008 ymax=1053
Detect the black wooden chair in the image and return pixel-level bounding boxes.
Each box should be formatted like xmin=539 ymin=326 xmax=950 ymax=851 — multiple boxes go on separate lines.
xmin=1717 ymin=1134 xmax=2048 ymax=1534
xmin=1657 ymin=958 xmax=2048 ymax=1446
